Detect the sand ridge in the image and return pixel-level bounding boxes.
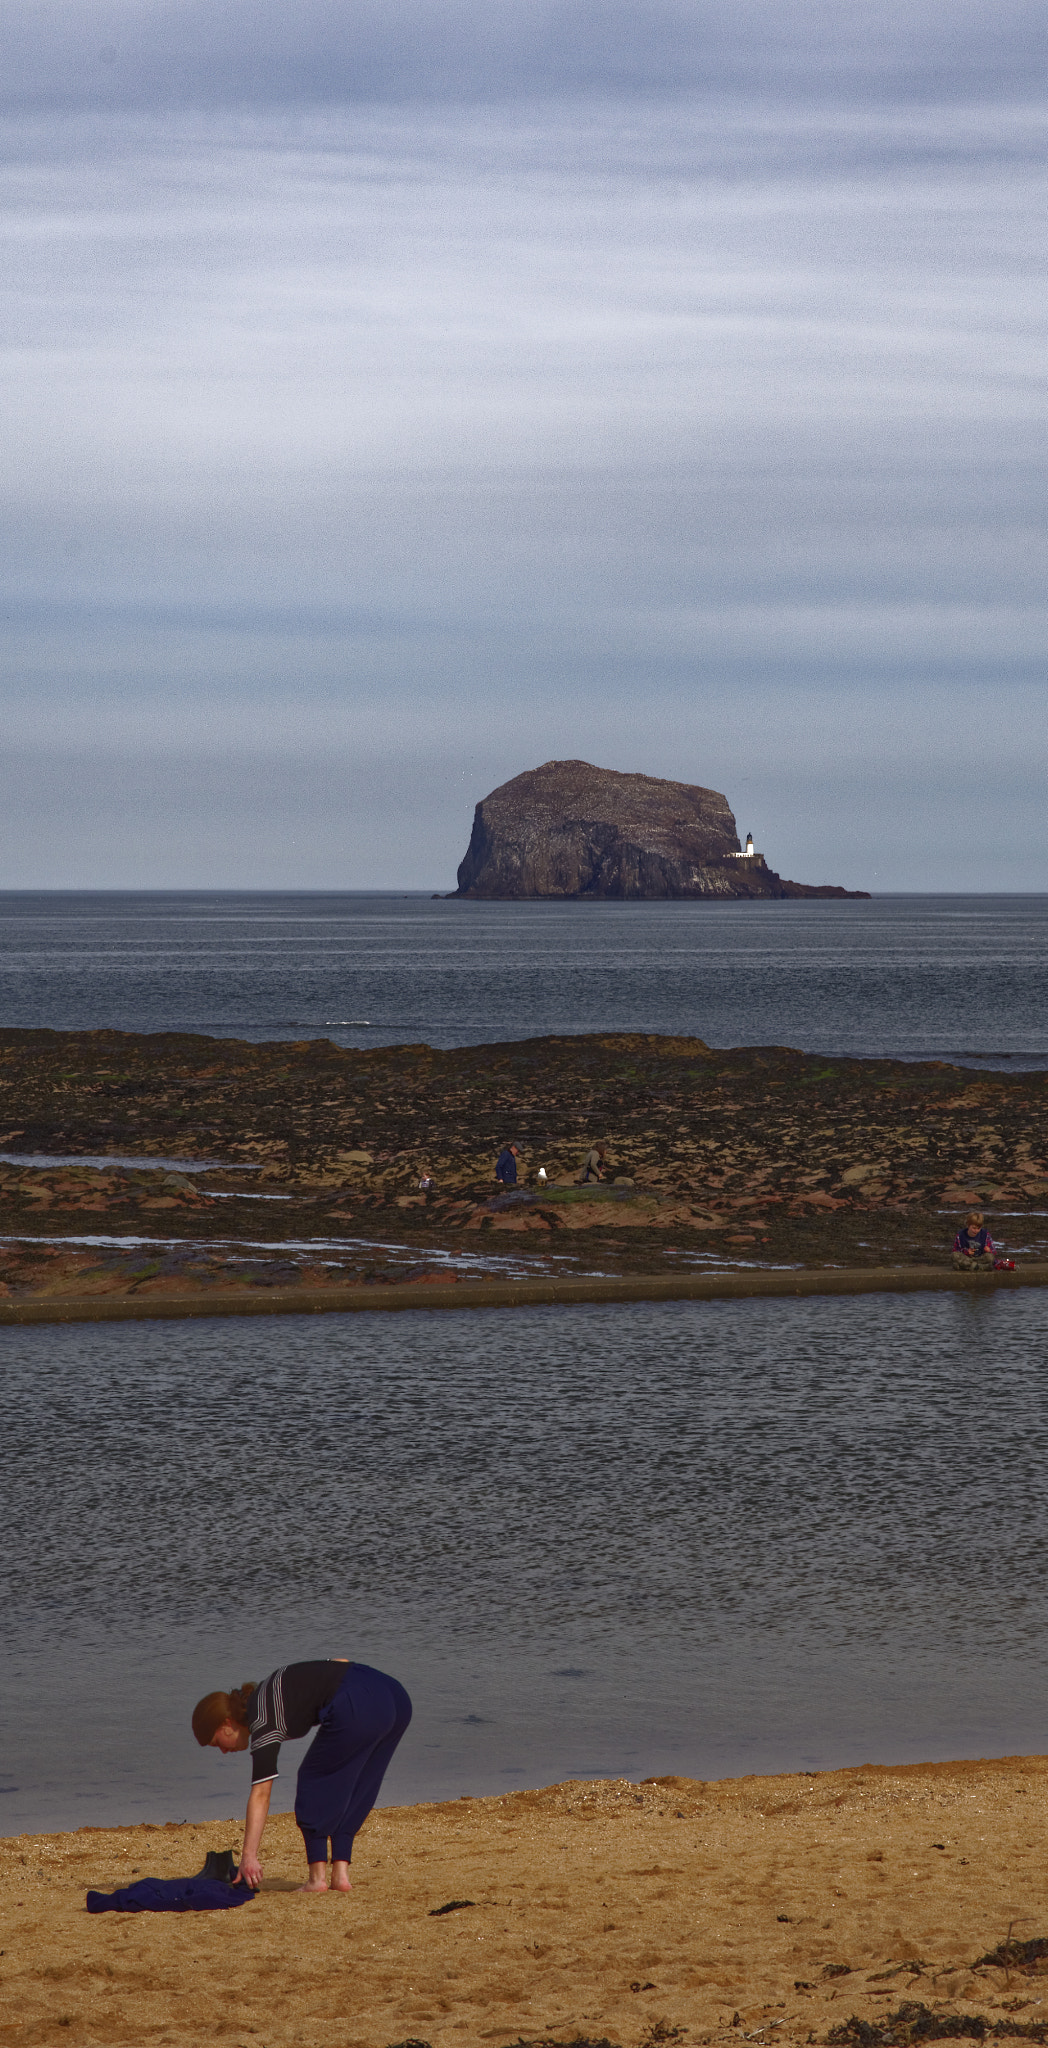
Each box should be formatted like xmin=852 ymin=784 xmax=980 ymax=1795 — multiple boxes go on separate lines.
xmin=2 ymin=1260 xmax=1048 ymax=1325
xmin=4 ymin=1758 xmax=1048 ymax=2047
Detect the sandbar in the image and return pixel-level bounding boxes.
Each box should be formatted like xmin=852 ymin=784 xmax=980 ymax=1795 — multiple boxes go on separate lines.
xmin=1 ymin=1258 xmax=1048 ymax=1322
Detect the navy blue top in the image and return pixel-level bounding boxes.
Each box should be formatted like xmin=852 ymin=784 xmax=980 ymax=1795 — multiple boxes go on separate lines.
xmin=954 ymin=1226 xmax=993 ymax=1255
xmin=247 ymin=1661 xmax=346 ymax=1784
xmin=495 ymin=1147 xmax=518 ymax=1185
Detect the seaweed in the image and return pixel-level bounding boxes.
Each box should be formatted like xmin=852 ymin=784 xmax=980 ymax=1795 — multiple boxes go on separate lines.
xmin=2 ymin=1027 xmax=1046 ymax=1284
xmin=827 ymin=2003 xmax=1048 ymax=2046
xmin=975 ymin=1942 xmax=1048 ymax=1975
xmin=495 ymin=2038 xmax=621 ymax=2048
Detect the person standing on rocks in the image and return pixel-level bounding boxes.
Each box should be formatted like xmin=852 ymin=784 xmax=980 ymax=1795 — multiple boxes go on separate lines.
xmin=495 ymin=1142 xmax=522 ymax=1186
xmin=192 ymin=1659 xmax=411 ymax=1895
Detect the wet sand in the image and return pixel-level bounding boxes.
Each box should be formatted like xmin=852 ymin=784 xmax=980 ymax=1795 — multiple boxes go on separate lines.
xmin=5 ymin=1760 xmax=1048 ymax=2047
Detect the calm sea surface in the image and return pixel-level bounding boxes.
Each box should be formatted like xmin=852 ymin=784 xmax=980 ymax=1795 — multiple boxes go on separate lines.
xmin=0 ymin=890 xmax=1045 ymax=1066
xmin=3 ymin=895 xmax=1048 ymax=1836
xmin=4 ymin=1293 xmax=1048 ymax=1836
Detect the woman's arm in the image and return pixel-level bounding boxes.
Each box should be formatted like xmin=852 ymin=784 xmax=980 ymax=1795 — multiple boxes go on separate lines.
xmin=237 ymin=1780 xmax=273 ymax=1887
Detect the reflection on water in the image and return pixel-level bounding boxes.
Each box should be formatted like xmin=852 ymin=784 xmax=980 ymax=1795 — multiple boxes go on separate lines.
xmin=4 ymin=1289 xmax=1048 ymax=1834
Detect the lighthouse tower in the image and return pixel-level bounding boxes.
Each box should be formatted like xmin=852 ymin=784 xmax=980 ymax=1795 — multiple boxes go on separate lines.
xmin=744 ymin=832 xmax=754 ymax=856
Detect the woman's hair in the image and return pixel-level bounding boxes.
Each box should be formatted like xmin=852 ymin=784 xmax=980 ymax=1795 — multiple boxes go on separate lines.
xmin=191 ymin=1684 xmax=255 ymax=1747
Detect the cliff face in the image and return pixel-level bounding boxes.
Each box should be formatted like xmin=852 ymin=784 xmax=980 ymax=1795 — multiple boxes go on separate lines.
xmin=453 ymin=760 xmax=867 ymax=900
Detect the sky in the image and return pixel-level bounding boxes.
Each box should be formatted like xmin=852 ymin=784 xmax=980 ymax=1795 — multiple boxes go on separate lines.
xmin=1 ymin=1 xmax=1045 ymax=891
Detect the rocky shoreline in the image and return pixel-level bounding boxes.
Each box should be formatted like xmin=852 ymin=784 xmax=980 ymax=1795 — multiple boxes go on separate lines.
xmin=0 ymin=1026 xmax=1044 ymax=1308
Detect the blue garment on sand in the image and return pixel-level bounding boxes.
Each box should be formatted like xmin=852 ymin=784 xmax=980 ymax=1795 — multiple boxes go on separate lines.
xmin=86 ymin=1876 xmax=256 ymax=1914
xmin=295 ymin=1661 xmax=412 ymax=1865
xmin=495 ymin=1147 xmax=517 ymax=1186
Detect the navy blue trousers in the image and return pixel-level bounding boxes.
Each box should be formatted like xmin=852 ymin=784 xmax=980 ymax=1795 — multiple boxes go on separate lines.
xmin=294 ymin=1662 xmax=411 ymax=1864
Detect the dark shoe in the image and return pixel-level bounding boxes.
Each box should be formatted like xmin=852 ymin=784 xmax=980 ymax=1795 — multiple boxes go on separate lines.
xmin=197 ymin=1848 xmax=239 ymax=1884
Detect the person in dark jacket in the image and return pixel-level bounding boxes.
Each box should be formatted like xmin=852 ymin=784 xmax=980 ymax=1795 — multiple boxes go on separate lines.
xmin=193 ymin=1659 xmax=411 ymax=1894
xmin=952 ymin=1210 xmax=996 ymax=1272
xmin=495 ymin=1142 xmax=521 ymax=1186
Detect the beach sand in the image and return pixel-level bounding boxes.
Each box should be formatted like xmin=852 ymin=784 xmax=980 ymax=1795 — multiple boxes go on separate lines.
xmin=5 ymin=1758 xmax=1048 ymax=2047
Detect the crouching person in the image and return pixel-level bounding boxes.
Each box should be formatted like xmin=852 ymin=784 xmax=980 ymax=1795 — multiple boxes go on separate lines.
xmin=952 ymin=1210 xmax=996 ymax=1274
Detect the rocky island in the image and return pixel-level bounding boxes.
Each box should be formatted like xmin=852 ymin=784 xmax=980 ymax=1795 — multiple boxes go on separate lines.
xmin=453 ymin=759 xmax=868 ymax=898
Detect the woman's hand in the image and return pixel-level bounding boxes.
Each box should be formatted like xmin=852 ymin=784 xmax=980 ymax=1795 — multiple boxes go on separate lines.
xmin=238 ymin=1780 xmax=273 ymax=1889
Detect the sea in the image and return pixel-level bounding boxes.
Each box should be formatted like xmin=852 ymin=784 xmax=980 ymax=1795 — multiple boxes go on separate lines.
xmin=2 ymin=890 xmax=1048 ymax=1838
xmin=0 ymin=888 xmax=1046 ymax=1063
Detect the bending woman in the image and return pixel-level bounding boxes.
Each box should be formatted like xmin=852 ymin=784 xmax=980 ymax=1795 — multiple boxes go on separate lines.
xmin=192 ymin=1659 xmax=411 ymax=1893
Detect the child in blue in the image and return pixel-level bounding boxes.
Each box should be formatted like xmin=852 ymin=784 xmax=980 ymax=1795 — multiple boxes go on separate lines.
xmin=952 ymin=1210 xmax=996 ymax=1274
xmin=193 ymin=1660 xmax=411 ymax=1894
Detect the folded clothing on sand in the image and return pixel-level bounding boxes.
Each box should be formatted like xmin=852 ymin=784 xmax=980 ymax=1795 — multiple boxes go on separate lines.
xmin=86 ymin=1874 xmax=256 ymax=1913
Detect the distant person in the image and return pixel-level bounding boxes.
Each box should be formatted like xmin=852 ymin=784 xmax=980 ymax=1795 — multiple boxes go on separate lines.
xmin=952 ymin=1211 xmax=997 ymax=1274
xmin=193 ymin=1659 xmax=411 ymax=1895
xmin=580 ymin=1142 xmax=607 ymax=1185
xmin=495 ymin=1142 xmax=521 ymax=1186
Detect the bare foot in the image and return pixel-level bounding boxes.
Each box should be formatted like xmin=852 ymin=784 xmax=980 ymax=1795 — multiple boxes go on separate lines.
xmin=330 ymin=1861 xmax=353 ymax=1893
xmin=298 ymin=1877 xmax=329 ymax=1893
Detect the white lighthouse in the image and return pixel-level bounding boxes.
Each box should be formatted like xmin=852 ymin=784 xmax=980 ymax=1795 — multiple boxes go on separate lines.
xmin=730 ymin=831 xmax=758 ymax=860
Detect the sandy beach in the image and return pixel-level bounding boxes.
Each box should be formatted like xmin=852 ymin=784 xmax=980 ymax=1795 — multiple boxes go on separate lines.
xmin=5 ymin=1758 xmax=1048 ymax=2047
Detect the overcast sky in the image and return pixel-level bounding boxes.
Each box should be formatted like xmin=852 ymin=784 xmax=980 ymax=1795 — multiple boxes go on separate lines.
xmin=1 ymin=1 xmax=1045 ymax=890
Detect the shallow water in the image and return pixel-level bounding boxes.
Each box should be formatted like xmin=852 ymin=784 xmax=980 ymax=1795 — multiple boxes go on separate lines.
xmin=0 ymin=1229 xmax=580 ymax=1277
xmin=0 ymin=1152 xmax=239 ymax=1173
xmin=4 ymin=1289 xmax=1048 ymax=1836
xmin=0 ymin=890 xmax=1046 ymax=1065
